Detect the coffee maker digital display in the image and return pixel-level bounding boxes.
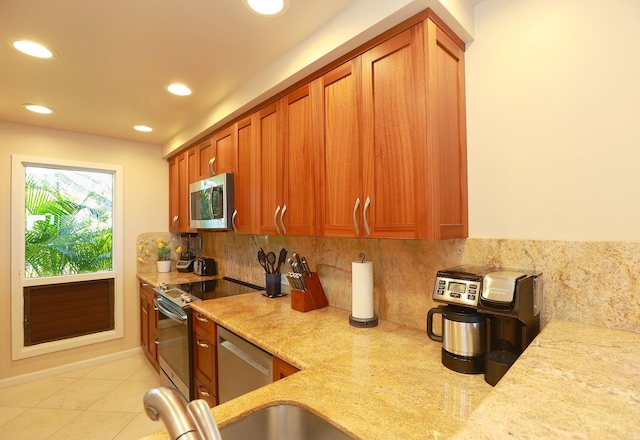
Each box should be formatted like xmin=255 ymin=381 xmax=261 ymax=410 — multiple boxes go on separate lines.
xmin=428 ymin=265 xmax=542 ymax=385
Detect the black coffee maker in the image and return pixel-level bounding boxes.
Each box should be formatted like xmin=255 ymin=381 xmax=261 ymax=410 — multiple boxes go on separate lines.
xmin=477 ymin=270 xmax=542 ymax=385
xmin=429 ymin=266 xmax=542 ymax=385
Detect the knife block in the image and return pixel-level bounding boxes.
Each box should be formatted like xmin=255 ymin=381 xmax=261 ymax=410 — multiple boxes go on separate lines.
xmin=290 ymin=272 xmax=328 ymax=313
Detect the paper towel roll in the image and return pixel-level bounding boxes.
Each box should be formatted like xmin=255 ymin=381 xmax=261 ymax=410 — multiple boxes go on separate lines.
xmin=352 ymin=261 xmax=374 ymax=319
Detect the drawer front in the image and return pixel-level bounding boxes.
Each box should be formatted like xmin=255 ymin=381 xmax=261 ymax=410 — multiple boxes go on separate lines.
xmin=193 ymin=311 xmax=214 ymax=340
xmin=193 ymin=330 xmax=216 ymax=390
xmin=194 ymin=377 xmax=217 ymax=408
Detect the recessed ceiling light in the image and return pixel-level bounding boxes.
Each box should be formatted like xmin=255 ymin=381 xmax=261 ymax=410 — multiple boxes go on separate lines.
xmin=165 ymin=83 xmax=192 ymax=96
xmin=244 ymin=0 xmax=289 ymax=16
xmin=23 ymin=104 xmax=53 ymax=114
xmin=134 ymin=125 xmax=153 ymax=132
xmin=12 ymin=40 xmax=55 ymax=59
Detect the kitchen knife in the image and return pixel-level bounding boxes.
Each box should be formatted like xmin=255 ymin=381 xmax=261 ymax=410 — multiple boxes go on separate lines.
xmin=301 ymin=257 xmax=312 ymax=276
xmin=287 ymin=258 xmax=299 ymax=274
xmin=293 ymin=253 xmax=303 ymax=270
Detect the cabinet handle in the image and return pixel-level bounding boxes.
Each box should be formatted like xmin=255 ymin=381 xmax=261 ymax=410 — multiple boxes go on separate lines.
xmin=172 ymin=215 xmax=179 ymax=231
xmin=232 ymin=210 xmax=238 ymax=232
xmin=208 ymin=157 xmax=216 ymax=176
xmin=352 ymin=197 xmax=361 ymax=235
xmin=197 ymin=386 xmax=211 ymax=397
xmin=363 ymin=196 xmax=371 ymax=236
xmin=196 ymin=340 xmax=209 ymax=348
xmin=280 ymin=204 xmax=287 ymax=235
xmin=273 ymin=205 xmax=281 ymax=235
xmin=195 ymin=313 xmax=209 ymax=323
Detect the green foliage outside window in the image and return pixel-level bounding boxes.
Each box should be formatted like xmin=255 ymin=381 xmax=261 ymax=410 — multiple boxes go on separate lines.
xmin=24 ymin=167 xmax=113 ymax=278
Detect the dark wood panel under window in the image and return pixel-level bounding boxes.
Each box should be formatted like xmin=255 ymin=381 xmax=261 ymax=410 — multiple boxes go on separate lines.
xmin=24 ymin=279 xmax=115 ymax=346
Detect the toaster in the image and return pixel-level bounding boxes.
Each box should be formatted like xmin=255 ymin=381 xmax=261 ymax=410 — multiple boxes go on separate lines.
xmin=193 ymin=257 xmax=216 ymax=276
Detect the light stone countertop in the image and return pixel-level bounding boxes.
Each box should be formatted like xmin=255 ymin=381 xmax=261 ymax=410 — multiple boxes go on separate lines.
xmin=452 ymin=320 xmax=640 ymax=439
xmin=139 ymin=274 xmax=640 ymax=439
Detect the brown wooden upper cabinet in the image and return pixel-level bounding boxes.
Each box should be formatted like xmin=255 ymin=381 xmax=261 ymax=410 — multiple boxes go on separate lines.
xmin=255 ymin=85 xmax=318 ymax=236
xmin=233 ymin=116 xmax=256 ymax=234
xmin=318 ymin=17 xmax=467 ymax=239
xmin=169 ymin=149 xmax=196 ymax=232
xmin=195 ymin=134 xmax=235 ymax=181
xmin=169 ymin=11 xmax=468 ymax=239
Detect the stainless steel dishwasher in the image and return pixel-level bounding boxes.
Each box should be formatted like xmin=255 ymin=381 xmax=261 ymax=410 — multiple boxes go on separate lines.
xmin=217 ymin=325 xmax=273 ymax=404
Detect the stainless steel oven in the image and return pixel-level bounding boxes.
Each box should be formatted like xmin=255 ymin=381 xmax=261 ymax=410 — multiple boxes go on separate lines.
xmin=153 ymin=277 xmax=263 ymax=403
xmin=154 ymin=295 xmax=192 ymax=403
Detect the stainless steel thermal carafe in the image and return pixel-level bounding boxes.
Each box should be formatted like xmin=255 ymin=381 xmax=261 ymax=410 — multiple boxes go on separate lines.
xmin=427 ymin=305 xmax=486 ymax=374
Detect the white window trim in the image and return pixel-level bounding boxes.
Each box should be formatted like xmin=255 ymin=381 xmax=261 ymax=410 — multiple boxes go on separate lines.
xmin=10 ymin=155 xmax=124 ymax=360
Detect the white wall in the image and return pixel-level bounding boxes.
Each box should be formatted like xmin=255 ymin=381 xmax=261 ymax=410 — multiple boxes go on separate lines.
xmin=466 ymin=0 xmax=640 ymax=240
xmin=0 ymin=121 xmax=168 ymax=380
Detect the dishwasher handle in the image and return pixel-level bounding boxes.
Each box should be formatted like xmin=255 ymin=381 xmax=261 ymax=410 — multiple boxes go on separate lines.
xmin=218 ymin=337 xmax=270 ymax=377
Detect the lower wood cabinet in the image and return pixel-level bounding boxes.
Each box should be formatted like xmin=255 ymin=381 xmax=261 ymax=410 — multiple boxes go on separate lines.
xmin=273 ymin=356 xmax=300 ymax=381
xmin=139 ymin=281 xmax=159 ymax=371
xmin=192 ymin=311 xmax=218 ymax=407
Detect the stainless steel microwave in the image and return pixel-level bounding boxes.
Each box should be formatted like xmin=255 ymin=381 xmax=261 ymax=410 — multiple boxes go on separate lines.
xmin=189 ymin=173 xmax=234 ymax=230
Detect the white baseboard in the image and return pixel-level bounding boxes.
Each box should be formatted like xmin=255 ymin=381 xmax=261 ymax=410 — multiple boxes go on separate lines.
xmin=0 ymin=347 xmax=144 ymax=390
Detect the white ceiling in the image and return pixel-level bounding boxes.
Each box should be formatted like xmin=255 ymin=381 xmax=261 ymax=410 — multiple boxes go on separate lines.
xmin=0 ymin=0 xmax=361 ymax=146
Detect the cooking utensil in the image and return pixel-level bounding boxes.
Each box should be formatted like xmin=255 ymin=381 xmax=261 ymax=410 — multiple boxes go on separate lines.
xmin=276 ymin=248 xmax=287 ymax=274
xmin=258 ymin=249 xmax=269 ymax=274
xmin=266 ymin=251 xmax=277 ymax=274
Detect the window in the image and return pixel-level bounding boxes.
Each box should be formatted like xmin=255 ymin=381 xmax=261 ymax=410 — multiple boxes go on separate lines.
xmin=11 ymin=156 xmax=124 ymax=359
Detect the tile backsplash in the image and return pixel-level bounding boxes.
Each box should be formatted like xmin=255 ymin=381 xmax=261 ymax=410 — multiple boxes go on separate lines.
xmin=138 ymin=232 xmax=640 ymax=334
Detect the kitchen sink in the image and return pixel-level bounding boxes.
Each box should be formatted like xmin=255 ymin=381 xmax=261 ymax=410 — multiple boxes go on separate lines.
xmin=219 ymin=404 xmax=354 ymax=440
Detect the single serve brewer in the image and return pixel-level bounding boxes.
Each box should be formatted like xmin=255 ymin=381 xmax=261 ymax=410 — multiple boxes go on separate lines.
xmin=427 ymin=265 xmax=542 ymax=385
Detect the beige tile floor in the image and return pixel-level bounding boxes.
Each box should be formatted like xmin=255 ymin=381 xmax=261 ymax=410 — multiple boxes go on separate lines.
xmin=0 ymin=353 xmax=167 ymax=440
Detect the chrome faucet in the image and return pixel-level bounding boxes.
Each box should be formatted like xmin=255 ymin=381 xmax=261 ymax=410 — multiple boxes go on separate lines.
xmin=143 ymin=387 xmax=222 ymax=440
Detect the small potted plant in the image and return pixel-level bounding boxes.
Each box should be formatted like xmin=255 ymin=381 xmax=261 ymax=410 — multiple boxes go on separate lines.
xmin=136 ymin=235 xmax=175 ymax=272
xmin=155 ymin=237 xmax=172 ymax=272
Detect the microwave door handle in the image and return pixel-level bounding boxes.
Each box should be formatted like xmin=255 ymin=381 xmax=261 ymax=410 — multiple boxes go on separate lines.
xmin=208 ymin=186 xmax=215 ymax=220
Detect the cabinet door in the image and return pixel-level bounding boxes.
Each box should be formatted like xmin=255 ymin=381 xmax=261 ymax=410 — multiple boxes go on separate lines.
xmin=168 ymin=151 xmax=195 ymax=232
xmin=194 ymin=377 xmax=217 ymax=408
xmin=273 ymin=357 xmax=300 ymax=381
xmin=139 ymin=291 xmax=149 ymax=355
xmin=233 ymin=116 xmax=256 ymax=234
xmin=425 ymin=18 xmax=468 ymax=239
xmin=281 ymin=83 xmax=318 ymax=236
xmin=361 ymin=25 xmax=428 ymax=239
xmin=317 ymin=59 xmax=364 ymax=237
xmin=255 ymin=102 xmax=283 ymax=235
xmin=195 ymin=138 xmax=214 ymax=181
xmin=193 ymin=330 xmax=217 ymax=396
xmin=212 ymin=127 xmax=236 ymax=176
xmin=168 ymin=157 xmax=179 ymax=231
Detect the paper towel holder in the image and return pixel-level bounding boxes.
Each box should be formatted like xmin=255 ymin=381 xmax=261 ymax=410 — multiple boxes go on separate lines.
xmin=349 ymin=314 xmax=378 ymax=328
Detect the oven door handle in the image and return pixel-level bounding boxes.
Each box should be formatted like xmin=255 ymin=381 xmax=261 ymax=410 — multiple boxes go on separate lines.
xmin=155 ymin=298 xmax=187 ymax=324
